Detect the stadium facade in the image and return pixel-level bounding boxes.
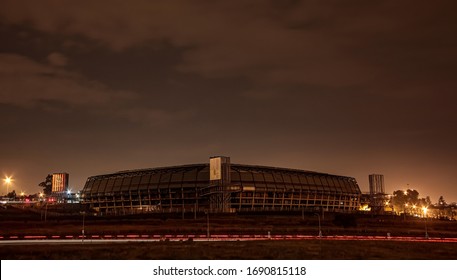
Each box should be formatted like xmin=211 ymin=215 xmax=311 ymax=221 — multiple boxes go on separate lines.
xmin=81 ymin=157 xmax=361 ymax=215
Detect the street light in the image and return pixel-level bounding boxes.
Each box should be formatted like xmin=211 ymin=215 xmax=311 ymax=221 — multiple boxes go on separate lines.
xmin=205 ymin=210 xmax=210 ymax=239
xmin=81 ymin=211 xmax=86 ymax=243
xmin=4 ymin=176 xmax=12 ymax=196
xmin=423 ymin=207 xmax=429 ymax=239
xmin=422 ymin=206 xmax=428 ymax=217
xmin=404 ymin=203 xmax=408 ymax=220
xmin=314 ymin=213 xmax=322 ymax=238
xmin=44 ymin=202 xmax=48 ymax=223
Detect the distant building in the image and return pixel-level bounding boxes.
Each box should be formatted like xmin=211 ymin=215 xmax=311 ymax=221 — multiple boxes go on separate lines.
xmin=369 ymin=174 xmax=385 ymax=194
xmin=368 ymin=174 xmax=387 ymax=213
xmin=52 ymin=173 xmax=69 ymax=193
xmin=45 ymin=173 xmax=70 ymax=203
xmin=81 ymin=156 xmax=362 ymax=215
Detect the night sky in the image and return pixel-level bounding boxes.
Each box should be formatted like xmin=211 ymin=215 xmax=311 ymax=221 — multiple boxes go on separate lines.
xmin=1 ymin=1 xmax=456 ymax=202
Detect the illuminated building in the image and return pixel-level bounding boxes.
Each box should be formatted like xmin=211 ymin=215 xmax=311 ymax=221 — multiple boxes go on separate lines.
xmin=81 ymin=157 xmax=361 ymax=215
xmin=52 ymin=173 xmax=69 ymax=193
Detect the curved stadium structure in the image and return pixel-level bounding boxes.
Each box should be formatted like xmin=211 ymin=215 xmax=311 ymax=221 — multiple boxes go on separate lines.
xmin=81 ymin=157 xmax=361 ymax=215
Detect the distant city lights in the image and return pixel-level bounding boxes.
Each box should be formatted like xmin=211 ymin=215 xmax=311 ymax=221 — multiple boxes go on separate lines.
xmin=422 ymin=207 xmax=428 ymax=216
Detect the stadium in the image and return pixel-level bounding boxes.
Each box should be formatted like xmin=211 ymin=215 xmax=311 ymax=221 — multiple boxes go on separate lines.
xmin=81 ymin=157 xmax=361 ymax=215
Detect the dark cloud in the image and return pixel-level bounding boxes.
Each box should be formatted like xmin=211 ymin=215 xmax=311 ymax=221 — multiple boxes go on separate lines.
xmin=47 ymin=52 xmax=68 ymax=66
xmin=0 ymin=0 xmax=456 ymax=202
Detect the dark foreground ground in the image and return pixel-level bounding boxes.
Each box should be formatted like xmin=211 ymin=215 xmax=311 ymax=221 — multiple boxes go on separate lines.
xmin=2 ymin=205 xmax=457 ymax=238
xmin=2 ymin=240 xmax=457 ymax=260
xmin=2 ymin=205 xmax=457 ymax=259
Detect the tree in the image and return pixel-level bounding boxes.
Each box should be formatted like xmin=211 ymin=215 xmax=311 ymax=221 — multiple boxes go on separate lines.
xmin=7 ymin=190 xmax=16 ymax=199
xmin=436 ymin=196 xmax=450 ymax=219
xmin=392 ymin=189 xmax=421 ymax=214
xmin=418 ymin=196 xmax=431 ymax=209
xmin=438 ymin=196 xmax=446 ymax=206
xmin=392 ymin=190 xmax=407 ymax=213
xmin=425 ymin=196 xmax=432 ymax=206
xmin=39 ymin=174 xmax=52 ymax=195
xmin=406 ymin=189 xmax=420 ymax=205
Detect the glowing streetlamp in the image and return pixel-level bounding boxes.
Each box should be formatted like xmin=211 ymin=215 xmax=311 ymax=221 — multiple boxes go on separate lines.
xmin=3 ymin=176 xmax=12 ymax=196
xmin=4 ymin=176 xmax=11 ymax=184
xmin=67 ymin=189 xmax=72 ymax=202
xmin=403 ymin=203 xmax=409 ymax=221
xmin=422 ymin=206 xmax=428 ymax=217
xmin=422 ymin=207 xmax=429 ymax=239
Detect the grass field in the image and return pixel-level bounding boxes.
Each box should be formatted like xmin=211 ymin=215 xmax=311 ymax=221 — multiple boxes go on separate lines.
xmin=1 ymin=211 xmax=456 ymax=238
xmin=2 ymin=206 xmax=457 ymax=259
xmin=2 ymin=240 xmax=457 ymax=260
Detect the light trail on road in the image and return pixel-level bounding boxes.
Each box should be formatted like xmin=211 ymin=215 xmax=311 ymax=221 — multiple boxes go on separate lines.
xmin=1 ymin=234 xmax=457 ymax=245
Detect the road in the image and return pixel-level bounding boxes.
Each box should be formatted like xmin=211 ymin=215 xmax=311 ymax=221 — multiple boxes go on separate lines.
xmin=1 ymin=234 xmax=457 ymax=245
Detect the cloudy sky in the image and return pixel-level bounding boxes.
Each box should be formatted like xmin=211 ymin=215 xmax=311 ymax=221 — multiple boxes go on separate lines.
xmin=1 ymin=0 xmax=456 ymax=202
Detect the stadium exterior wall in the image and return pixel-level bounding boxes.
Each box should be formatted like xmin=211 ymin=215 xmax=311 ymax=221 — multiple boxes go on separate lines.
xmin=81 ymin=163 xmax=361 ymax=215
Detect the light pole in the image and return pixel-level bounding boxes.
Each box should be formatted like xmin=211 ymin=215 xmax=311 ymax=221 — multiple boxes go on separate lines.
xmin=4 ymin=176 xmax=12 ymax=197
xmin=44 ymin=202 xmax=48 ymax=223
xmin=205 ymin=210 xmax=210 ymax=239
xmin=81 ymin=211 xmax=86 ymax=243
xmin=194 ymin=203 xmax=197 ymax=220
xmin=67 ymin=189 xmax=72 ymax=203
xmin=314 ymin=213 xmax=322 ymax=238
xmin=423 ymin=207 xmax=429 ymax=239
xmin=404 ymin=203 xmax=408 ymax=221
